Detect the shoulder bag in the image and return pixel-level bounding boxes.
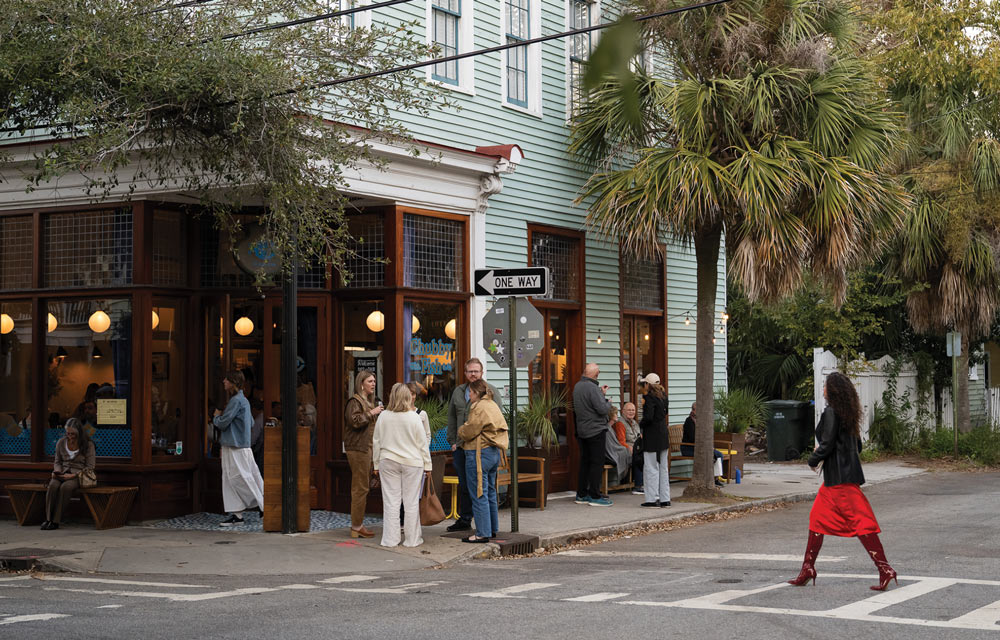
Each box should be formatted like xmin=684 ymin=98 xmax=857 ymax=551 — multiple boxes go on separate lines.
xmin=79 ymin=468 xmax=97 ymax=489
xmin=419 ymin=473 xmax=446 ymax=526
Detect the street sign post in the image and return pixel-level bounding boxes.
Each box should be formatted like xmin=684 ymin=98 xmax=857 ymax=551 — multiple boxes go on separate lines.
xmin=475 ymin=267 xmax=549 ymax=297
xmin=479 ymin=293 xmax=545 ymax=533
xmin=946 ymin=331 xmax=962 ymax=455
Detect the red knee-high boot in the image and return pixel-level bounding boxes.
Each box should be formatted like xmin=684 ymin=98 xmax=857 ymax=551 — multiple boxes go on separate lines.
xmin=788 ymin=530 xmax=824 ymax=586
xmin=858 ymin=533 xmax=897 ymax=591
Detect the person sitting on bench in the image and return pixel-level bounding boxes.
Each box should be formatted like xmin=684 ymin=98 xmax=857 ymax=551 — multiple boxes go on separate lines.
xmin=42 ymin=422 xmax=95 ymax=530
xmin=681 ymin=403 xmax=725 ymax=487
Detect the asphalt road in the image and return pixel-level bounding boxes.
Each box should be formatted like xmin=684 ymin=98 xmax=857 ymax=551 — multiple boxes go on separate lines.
xmin=3 ymin=472 xmax=998 ymax=639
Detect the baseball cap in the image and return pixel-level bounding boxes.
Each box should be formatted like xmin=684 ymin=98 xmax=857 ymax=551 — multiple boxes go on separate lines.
xmin=642 ymin=372 xmax=661 ymax=385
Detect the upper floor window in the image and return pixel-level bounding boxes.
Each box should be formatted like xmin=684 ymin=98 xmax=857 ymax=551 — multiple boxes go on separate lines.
xmin=531 ymin=230 xmax=582 ymax=302
xmin=505 ymin=0 xmax=530 ymax=107
xmin=568 ymin=0 xmax=595 ymax=115
xmin=44 ymin=209 xmax=133 ymax=289
xmin=621 ymin=251 xmax=664 ymax=312
xmin=431 ymin=0 xmax=461 ymax=84
xmin=0 ymin=216 xmax=33 ymax=291
xmin=403 ymin=214 xmax=464 ymax=291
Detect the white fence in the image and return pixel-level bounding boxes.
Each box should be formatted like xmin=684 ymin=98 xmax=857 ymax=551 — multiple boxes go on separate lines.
xmin=813 ymin=349 xmax=935 ymax=442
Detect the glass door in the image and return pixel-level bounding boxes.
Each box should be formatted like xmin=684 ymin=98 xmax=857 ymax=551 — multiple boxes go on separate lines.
xmin=621 ymin=314 xmax=661 ymax=417
xmin=527 ymin=309 xmax=577 ymax=490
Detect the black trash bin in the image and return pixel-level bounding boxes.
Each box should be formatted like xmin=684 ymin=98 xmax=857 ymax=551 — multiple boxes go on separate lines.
xmin=765 ymin=400 xmax=812 ymax=461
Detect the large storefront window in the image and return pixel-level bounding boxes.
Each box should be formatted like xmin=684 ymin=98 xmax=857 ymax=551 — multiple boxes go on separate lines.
xmin=404 ymin=300 xmax=458 ymax=401
xmin=0 ymin=301 xmax=32 ymax=456
xmin=152 ymin=299 xmax=187 ymax=459
xmin=45 ymin=298 xmax=133 ymax=458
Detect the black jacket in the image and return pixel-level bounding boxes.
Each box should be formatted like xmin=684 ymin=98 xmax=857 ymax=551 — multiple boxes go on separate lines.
xmin=807 ymin=406 xmax=865 ymax=487
xmin=639 ymin=393 xmax=669 ymax=453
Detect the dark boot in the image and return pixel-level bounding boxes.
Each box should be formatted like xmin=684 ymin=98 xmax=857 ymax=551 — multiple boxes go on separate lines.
xmin=859 ymin=533 xmax=897 ymax=591
xmin=788 ymin=530 xmax=824 ymax=586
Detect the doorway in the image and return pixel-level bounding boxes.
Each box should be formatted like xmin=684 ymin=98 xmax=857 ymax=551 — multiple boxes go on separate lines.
xmin=621 ymin=314 xmax=664 ymax=414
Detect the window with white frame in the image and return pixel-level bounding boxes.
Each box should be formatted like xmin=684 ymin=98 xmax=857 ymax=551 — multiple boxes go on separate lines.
xmin=505 ymin=0 xmax=530 ymax=107
xmin=431 ymin=0 xmax=460 ymax=84
xmin=568 ymin=0 xmax=595 ymax=115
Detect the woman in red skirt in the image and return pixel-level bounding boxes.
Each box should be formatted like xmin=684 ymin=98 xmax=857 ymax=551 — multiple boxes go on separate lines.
xmin=788 ymin=371 xmax=898 ymax=591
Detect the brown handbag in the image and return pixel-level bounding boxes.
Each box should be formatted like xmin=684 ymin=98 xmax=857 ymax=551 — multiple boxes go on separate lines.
xmin=419 ymin=473 xmax=446 ymax=526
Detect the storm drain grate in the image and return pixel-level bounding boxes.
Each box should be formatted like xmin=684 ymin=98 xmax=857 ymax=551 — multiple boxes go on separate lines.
xmin=716 ymin=578 xmax=743 ymax=584
xmin=0 ymin=548 xmax=78 ymax=571
xmin=492 ymin=533 xmax=540 ymax=557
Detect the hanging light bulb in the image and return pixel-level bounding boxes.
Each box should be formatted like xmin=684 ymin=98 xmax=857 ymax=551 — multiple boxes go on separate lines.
xmin=548 ymin=329 xmax=553 ymax=337
xmin=644 ymin=333 xmax=650 ymax=341
xmin=0 ymin=313 xmax=13 ymax=335
xmin=722 ymin=311 xmax=729 ymax=323
xmin=92 ymin=345 xmax=103 ymax=359
xmin=365 ymin=310 xmax=385 ymax=333
xmin=88 ymin=310 xmax=111 ymax=333
xmin=596 ymin=330 xmax=603 ymax=344
xmin=47 ymin=313 xmax=58 ymax=333
xmin=411 ymin=315 xmax=421 ymax=334
xmin=56 ymin=346 xmax=68 ymax=360
xmin=152 ymin=309 xmax=160 ymax=330
xmin=234 ymin=316 xmax=255 ymax=336
xmin=684 ymin=315 xmax=691 ymax=326
xmin=444 ymin=318 xmax=457 ymax=340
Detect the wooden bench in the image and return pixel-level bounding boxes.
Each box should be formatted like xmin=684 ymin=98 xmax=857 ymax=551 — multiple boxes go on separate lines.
xmin=667 ymin=424 xmax=694 ymax=481
xmin=601 ymin=464 xmax=633 ymax=494
xmin=443 ymin=454 xmax=546 ymax=514
xmin=6 ymin=483 xmax=138 ymax=530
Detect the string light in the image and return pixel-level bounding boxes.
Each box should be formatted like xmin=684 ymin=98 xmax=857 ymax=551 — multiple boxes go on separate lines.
xmin=596 ymin=329 xmax=603 ymax=344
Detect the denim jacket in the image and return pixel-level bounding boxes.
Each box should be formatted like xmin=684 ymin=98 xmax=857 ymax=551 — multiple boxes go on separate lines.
xmin=213 ymin=390 xmax=253 ymax=448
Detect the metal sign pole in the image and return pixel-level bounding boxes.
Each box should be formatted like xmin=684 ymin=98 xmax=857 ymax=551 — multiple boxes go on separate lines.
xmin=952 ymin=333 xmax=959 ymax=456
xmin=508 ymin=295 xmax=519 ymax=533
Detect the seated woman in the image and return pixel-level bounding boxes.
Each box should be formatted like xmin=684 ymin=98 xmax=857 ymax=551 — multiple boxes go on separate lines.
xmin=42 ymin=423 xmax=95 ymax=530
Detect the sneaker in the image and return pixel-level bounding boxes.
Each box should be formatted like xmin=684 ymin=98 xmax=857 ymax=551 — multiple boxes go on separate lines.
xmin=640 ymin=501 xmax=660 ymax=508
xmin=589 ymin=497 xmax=613 ymax=507
xmin=446 ymin=520 xmax=472 ymax=532
xmin=660 ymin=500 xmax=671 ymax=507
xmin=715 ymin=479 xmax=725 ymax=487
xmin=631 ymin=489 xmax=645 ymax=495
xmin=219 ymin=514 xmax=244 ymax=527
xmin=574 ymin=495 xmax=591 ymax=505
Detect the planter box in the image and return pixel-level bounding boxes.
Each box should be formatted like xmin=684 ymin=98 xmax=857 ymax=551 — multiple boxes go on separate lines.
xmin=714 ymin=432 xmax=746 ymax=479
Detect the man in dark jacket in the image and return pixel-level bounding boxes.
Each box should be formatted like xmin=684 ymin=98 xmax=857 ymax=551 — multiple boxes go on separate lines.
xmin=681 ymin=403 xmax=724 ymax=487
xmin=572 ymin=363 xmax=613 ymax=506
xmin=446 ymin=358 xmax=504 ymax=532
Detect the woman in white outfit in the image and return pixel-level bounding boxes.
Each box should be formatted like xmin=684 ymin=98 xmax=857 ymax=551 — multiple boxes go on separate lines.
xmin=212 ymin=370 xmax=264 ymax=526
xmin=372 ymin=383 xmax=432 ymax=547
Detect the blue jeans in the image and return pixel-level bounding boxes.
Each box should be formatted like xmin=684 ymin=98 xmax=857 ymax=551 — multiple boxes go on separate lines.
xmin=452 ymin=447 xmax=474 ymax=523
xmin=464 ymin=446 xmax=500 ymax=538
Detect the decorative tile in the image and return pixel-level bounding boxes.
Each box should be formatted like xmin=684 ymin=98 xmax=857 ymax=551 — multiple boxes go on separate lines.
xmin=149 ymin=510 xmax=382 ymax=534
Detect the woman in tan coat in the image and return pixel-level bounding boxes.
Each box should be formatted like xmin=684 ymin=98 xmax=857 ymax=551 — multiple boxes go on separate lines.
xmin=457 ymin=379 xmax=509 ymax=543
xmin=343 ymin=370 xmax=383 ymax=538
xmin=42 ymin=422 xmax=96 ymax=530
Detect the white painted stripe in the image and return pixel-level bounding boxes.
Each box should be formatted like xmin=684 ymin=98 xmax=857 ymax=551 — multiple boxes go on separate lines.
xmin=317 ymin=575 xmax=380 ymax=584
xmin=331 ymin=581 xmax=446 ymax=594
xmin=672 ymin=581 xmax=791 ymax=606
xmin=558 ymin=550 xmax=847 ymax=563
xmin=278 ymin=584 xmax=320 ymax=590
xmin=0 ymin=613 xmax=70 ymax=625
xmin=0 ymin=576 xmax=30 ymax=583
xmin=562 ymin=592 xmax=630 ymax=602
xmin=97 ymin=604 xmax=123 ymax=609
xmin=43 ymin=586 xmax=280 ymax=602
xmin=465 ymin=582 xmax=562 ymax=598
xmin=822 ymin=573 xmax=1000 ymax=586
xmin=827 ymin=578 xmax=955 ymax=616
xmin=949 ymin=598 xmax=1000 ymax=627
xmin=33 ymin=576 xmax=207 ymax=588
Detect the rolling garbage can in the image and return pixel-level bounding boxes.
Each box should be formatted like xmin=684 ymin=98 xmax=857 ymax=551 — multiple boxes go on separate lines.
xmin=765 ymin=400 xmax=812 ymax=461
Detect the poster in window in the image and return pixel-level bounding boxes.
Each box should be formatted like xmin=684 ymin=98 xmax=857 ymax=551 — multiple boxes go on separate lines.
xmin=152 ymin=352 xmax=170 ymax=380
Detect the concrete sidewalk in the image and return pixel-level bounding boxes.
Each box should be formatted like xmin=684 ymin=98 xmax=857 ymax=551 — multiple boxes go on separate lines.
xmin=0 ymin=461 xmax=925 ymax=576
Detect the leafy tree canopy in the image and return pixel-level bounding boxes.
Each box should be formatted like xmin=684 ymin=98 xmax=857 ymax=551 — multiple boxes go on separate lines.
xmin=0 ymin=0 xmax=444 ymax=279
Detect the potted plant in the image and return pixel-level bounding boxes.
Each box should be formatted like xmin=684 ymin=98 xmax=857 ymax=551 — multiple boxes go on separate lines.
xmin=416 ymin=397 xmax=450 ymax=486
xmin=513 ymin=391 xmax=565 ymax=505
xmin=713 ymin=387 xmax=770 ymax=478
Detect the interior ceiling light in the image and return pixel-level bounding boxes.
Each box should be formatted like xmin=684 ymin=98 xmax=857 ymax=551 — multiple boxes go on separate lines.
xmin=47 ymin=313 xmax=58 ymax=333
xmin=92 ymin=345 xmax=103 ymax=359
xmin=152 ymin=310 xmax=160 ymax=330
xmin=88 ymin=310 xmax=111 ymax=334
xmin=0 ymin=313 xmax=13 ymax=335
xmin=365 ymin=310 xmax=385 ymax=333
xmin=411 ymin=315 xmax=420 ymax=334
xmin=444 ymin=318 xmax=457 ymax=340
xmin=234 ymin=316 xmax=255 ymax=336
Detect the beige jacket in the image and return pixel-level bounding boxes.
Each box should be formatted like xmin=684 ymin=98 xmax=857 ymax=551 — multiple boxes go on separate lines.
xmin=53 ymin=437 xmax=96 ymax=475
xmin=458 ymin=399 xmax=509 ymax=497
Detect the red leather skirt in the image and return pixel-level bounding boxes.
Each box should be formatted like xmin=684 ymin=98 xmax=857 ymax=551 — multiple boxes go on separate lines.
xmin=809 ymin=483 xmax=880 ymax=537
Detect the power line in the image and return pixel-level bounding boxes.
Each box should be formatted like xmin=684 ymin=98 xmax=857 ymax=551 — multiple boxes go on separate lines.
xmin=145 ymin=0 xmax=217 ymax=15
xmin=278 ymin=0 xmax=733 ymax=94
xmin=205 ymin=0 xmax=419 ymax=43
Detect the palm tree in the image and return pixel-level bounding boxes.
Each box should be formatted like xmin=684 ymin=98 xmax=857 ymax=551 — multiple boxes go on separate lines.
xmin=874 ymin=0 xmax=1000 ymax=432
xmin=570 ymin=0 xmax=907 ymax=496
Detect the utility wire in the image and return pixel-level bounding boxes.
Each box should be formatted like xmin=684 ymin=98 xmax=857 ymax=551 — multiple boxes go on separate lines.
xmin=145 ymin=0 xmax=217 ymax=15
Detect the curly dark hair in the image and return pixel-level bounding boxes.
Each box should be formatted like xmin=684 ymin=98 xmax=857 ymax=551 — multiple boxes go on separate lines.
xmin=825 ymin=372 xmax=861 ymax=438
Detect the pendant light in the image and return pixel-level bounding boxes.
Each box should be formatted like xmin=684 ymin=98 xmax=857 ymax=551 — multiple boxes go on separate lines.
xmin=0 ymin=313 xmax=13 ymax=335
xmin=234 ymin=316 xmax=255 ymax=336
xmin=89 ymin=310 xmax=111 ymax=333
xmin=92 ymin=345 xmax=103 ymax=359
xmin=411 ymin=315 xmax=420 ymax=334
xmin=152 ymin=309 xmax=160 ymax=330
xmin=47 ymin=313 xmax=58 ymax=333
xmin=444 ymin=318 xmax=457 ymax=340
xmin=365 ymin=309 xmax=385 ymax=333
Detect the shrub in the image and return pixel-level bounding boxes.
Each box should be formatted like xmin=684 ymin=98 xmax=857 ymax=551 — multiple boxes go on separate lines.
xmin=915 ymin=424 xmax=1000 ymax=466
xmin=868 ymin=401 xmax=914 ymax=454
xmin=714 ymin=387 xmax=769 ymax=434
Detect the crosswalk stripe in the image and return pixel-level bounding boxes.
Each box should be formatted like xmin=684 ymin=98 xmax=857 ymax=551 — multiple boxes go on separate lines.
xmin=0 ymin=613 xmax=70 ymax=625
xmin=331 ymin=581 xmax=446 ymax=594
xmin=33 ymin=576 xmax=206 ymax=588
xmin=948 ymin=598 xmax=1000 ymax=627
xmin=826 ymin=578 xmax=956 ymax=617
xmin=465 ymin=582 xmax=562 ymax=598
xmin=559 ymin=550 xmax=847 ymax=563
xmin=562 ymin=592 xmax=631 ymax=602
xmin=317 ymin=575 xmax=379 ymax=584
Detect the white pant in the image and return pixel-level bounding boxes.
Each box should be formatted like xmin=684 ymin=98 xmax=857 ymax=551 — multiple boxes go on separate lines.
xmin=643 ymin=450 xmax=671 ymax=503
xmin=221 ymin=446 xmax=264 ymax=513
xmin=378 ymin=458 xmax=424 ymax=547
xmin=715 ymin=456 xmax=724 ymax=477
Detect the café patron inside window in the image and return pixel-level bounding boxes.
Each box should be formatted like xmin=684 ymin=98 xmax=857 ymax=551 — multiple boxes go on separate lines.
xmin=45 ymin=298 xmax=133 ymax=458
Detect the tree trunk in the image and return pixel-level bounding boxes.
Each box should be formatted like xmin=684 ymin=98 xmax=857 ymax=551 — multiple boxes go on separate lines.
xmin=958 ymin=332 xmax=971 ymax=433
xmin=682 ymin=225 xmax=723 ymax=499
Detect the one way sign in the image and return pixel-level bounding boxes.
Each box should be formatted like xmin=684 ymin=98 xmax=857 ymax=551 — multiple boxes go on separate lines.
xmin=474 ymin=267 xmax=549 ymax=296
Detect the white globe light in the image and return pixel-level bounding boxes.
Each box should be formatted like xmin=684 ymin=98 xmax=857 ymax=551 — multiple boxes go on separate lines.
xmin=152 ymin=310 xmax=160 ymax=330
xmin=88 ymin=310 xmax=111 ymax=333
xmin=0 ymin=313 xmax=13 ymax=335
xmin=234 ymin=316 xmax=255 ymax=336
xmin=47 ymin=313 xmax=58 ymax=333
xmin=366 ymin=310 xmax=385 ymax=333
xmin=444 ymin=318 xmax=457 ymax=340
xmin=411 ymin=315 xmax=420 ymax=334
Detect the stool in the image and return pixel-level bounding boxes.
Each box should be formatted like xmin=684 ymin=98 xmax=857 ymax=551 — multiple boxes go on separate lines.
xmin=442 ymin=475 xmax=460 ymax=520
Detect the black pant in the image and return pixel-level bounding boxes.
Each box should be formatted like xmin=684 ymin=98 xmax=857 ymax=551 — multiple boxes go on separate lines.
xmin=680 ymin=445 xmax=723 ymax=460
xmin=577 ymin=433 xmax=606 ymax=499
